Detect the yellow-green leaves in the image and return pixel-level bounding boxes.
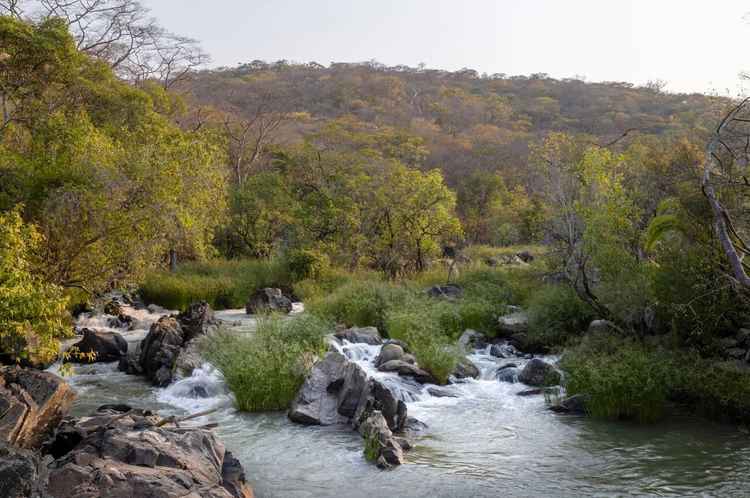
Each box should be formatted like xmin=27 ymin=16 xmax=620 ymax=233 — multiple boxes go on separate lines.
xmin=0 ymin=208 xmax=70 ymax=365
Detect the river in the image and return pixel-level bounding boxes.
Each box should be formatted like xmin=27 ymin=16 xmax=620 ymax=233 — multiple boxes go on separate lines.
xmin=55 ymin=305 xmax=750 ymax=498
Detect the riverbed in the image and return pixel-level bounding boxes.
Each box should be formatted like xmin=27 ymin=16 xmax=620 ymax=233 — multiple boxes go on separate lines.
xmin=58 ymin=306 xmax=750 ymax=498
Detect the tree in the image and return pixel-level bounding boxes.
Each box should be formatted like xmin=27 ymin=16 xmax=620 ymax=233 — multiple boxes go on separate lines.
xmin=0 ymin=208 xmax=70 ymax=366
xmin=2 ymin=0 xmax=208 ymax=87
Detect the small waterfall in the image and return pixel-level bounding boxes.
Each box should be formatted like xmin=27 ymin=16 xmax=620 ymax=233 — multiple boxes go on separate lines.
xmin=158 ymin=364 xmax=233 ymax=413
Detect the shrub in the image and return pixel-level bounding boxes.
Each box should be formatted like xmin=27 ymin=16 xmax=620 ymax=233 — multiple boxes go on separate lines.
xmin=285 ymin=248 xmax=330 ymax=281
xmin=307 ymin=280 xmax=408 ymax=332
xmin=140 ymin=258 xmax=294 ymax=310
xmin=527 ymin=285 xmax=594 ymax=348
xmin=203 ymin=314 xmax=331 ymax=411
xmin=562 ymin=335 xmax=669 ymax=423
xmin=385 ymin=305 xmax=461 ymax=384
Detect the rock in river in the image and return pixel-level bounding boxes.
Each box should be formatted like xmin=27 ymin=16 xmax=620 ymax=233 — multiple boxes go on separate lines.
xmin=245 ymin=288 xmax=293 ymax=315
xmin=69 ymin=328 xmax=128 ymax=363
xmin=518 ymin=358 xmax=561 ymax=387
xmin=334 ymin=326 xmax=383 ymax=345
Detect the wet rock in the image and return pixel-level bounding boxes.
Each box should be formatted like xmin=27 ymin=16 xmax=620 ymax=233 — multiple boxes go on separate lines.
xmin=245 ymin=288 xmax=292 ymax=315
xmin=138 ymin=316 xmax=184 ymax=387
xmin=175 ymin=340 xmax=204 ymax=378
xmin=426 ymin=284 xmax=463 ymax=300
xmin=69 ymin=329 xmax=128 ymax=363
xmin=498 ymin=309 xmax=529 ymax=335
xmin=0 ymin=442 xmax=46 ymax=498
xmin=375 ymin=343 xmax=404 ymax=367
xmin=358 ymin=411 xmax=404 ymax=469
xmin=117 ymin=348 xmax=143 ymax=375
xmin=46 ymin=410 xmax=254 ymax=498
xmin=377 ymin=360 xmax=436 ymax=384
xmin=401 ymin=354 xmax=417 ymax=365
xmin=0 ymin=366 xmax=75 ymax=450
xmin=496 ymin=364 xmax=519 ymax=383
xmin=518 ymin=358 xmax=561 ymax=387
xmin=451 ymin=357 xmax=480 ymax=380
xmin=103 ymin=299 xmax=123 ymax=317
xmin=458 ymin=329 xmax=486 ymax=351
xmin=335 ymin=326 xmax=382 ymax=346
xmin=426 ymin=386 xmax=459 ymax=398
xmin=489 ymin=342 xmax=519 ymax=359
xmin=550 ymin=394 xmax=589 ymax=415
xmin=383 ymin=339 xmax=410 ymax=352
xmin=288 ymin=352 xmax=349 ymax=425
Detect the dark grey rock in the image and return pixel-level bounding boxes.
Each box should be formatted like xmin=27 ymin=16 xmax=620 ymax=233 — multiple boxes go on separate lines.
xmin=518 ymin=358 xmax=561 ymax=387
xmin=426 ymin=284 xmax=463 ymax=300
xmin=335 ymin=326 xmax=383 ymax=345
xmin=245 ymin=288 xmax=292 ymax=315
xmin=69 ymin=329 xmax=128 ymax=363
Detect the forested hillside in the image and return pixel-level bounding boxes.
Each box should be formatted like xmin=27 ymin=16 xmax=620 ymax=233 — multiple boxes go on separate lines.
xmin=181 ymin=60 xmax=728 ymax=186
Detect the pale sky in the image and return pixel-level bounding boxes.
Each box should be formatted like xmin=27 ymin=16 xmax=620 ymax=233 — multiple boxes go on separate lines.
xmin=142 ymin=0 xmax=750 ymax=95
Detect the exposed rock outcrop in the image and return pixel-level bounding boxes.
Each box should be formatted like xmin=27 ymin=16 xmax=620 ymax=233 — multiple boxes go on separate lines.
xmin=69 ymin=329 xmax=128 ymax=363
xmin=245 ymin=288 xmax=293 ymax=315
xmin=0 ymin=366 xmax=75 ymax=450
xmin=451 ymin=357 xmax=480 ymax=380
xmin=45 ymin=407 xmax=254 ymax=498
xmin=288 ymin=352 xmax=412 ymax=468
xmin=122 ymin=301 xmax=217 ymax=386
xmin=0 ymin=442 xmax=47 ymax=498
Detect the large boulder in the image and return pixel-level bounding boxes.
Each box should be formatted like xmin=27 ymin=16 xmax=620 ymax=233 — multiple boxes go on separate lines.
xmin=353 ymin=379 xmax=407 ymax=433
xmin=374 ymin=343 xmax=404 ymax=367
xmin=138 ymin=316 xmax=185 ymax=387
xmin=0 ymin=442 xmax=46 ymax=498
xmin=518 ymin=358 xmax=561 ymax=387
xmin=334 ymin=326 xmax=382 ymax=345
xmin=426 ymin=284 xmax=462 ymax=300
xmin=451 ymin=357 xmax=480 ymax=381
xmin=550 ymin=394 xmax=589 ymax=415
xmin=245 ymin=288 xmax=292 ymax=315
xmin=0 ymin=367 xmax=75 ymax=450
xmin=46 ymin=408 xmax=254 ymax=498
xmin=69 ymin=329 xmax=128 ymax=363
xmin=288 ymin=352 xmax=349 ymax=425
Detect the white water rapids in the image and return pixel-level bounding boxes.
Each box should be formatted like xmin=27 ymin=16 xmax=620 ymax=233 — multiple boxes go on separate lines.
xmin=56 ymin=305 xmax=750 ymax=498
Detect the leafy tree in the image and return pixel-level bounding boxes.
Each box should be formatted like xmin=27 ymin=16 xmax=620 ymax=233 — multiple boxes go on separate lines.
xmin=0 ymin=208 xmax=70 ymax=366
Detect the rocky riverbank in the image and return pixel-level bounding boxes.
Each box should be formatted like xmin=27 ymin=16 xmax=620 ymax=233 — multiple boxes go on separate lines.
xmin=0 ymin=366 xmax=255 ymax=498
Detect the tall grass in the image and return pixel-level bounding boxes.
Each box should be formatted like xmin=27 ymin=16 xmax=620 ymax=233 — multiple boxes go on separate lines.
xmin=527 ymin=285 xmax=594 ymax=348
xmin=202 ymin=314 xmax=331 ymax=411
xmin=140 ymin=258 xmax=293 ymax=310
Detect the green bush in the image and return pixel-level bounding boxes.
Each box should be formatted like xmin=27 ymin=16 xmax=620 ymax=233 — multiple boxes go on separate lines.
xmin=202 ymin=314 xmax=331 ymax=411
xmin=385 ymin=305 xmax=461 ymax=384
xmin=140 ymin=258 xmax=294 ymax=310
xmin=562 ymin=335 xmax=669 ymax=423
xmin=307 ymin=280 xmax=409 ymax=332
xmin=285 ymin=248 xmax=331 ymax=281
xmin=527 ymin=285 xmax=594 ymax=348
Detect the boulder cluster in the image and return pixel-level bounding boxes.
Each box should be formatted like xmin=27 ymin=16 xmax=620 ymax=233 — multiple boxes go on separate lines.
xmin=0 ymin=367 xmax=255 ymax=498
xmin=119 ymin=301 xmax=218 ymax=386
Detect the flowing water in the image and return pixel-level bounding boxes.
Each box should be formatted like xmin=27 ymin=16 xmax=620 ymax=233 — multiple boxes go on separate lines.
xmin=56 ymin=306 xmax=750 ymax=498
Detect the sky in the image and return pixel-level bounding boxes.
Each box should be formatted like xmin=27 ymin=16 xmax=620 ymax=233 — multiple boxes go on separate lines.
xmin=141 ymin=0 xmax=750 ymax=96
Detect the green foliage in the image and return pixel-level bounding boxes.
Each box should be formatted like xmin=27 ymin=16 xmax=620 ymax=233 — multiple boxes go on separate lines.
xmin=285 ymin=248 xmax=331 ymax=281
xmin=0 ymin=16 xmax=227 ymax=294
xmin=562 ymin=334 xmax=670 ymax=423
xmin=140 ymin=258 xmax=293 ymax=310
xmin=307 ymin=280 xmax=407 ymax=332
xmin=203 ymin=314 xmax=330 ymax=411
xmin=0 ymin=208 xmax=71 ymax=365
xmin=527 ymin=285 xmax=594 ymax=348
xmin=384 ymin=304 xmax=462 ymax=384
